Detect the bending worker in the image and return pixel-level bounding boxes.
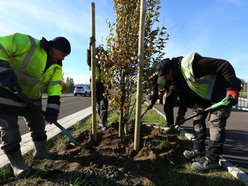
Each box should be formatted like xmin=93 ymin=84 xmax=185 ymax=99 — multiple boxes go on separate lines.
xmin=0 ymin=33 xmax=71 ymax=178
xmin=87 ymin=43 xmax=108 ymax=130
xmin=148 ymin=73 xmax=187 ymax=127
xmin=156 ymin=52 xmax=241 ymax=172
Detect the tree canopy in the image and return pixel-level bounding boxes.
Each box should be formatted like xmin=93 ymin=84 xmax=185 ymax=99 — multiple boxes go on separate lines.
xmin=98 ymin=0 xmax=169 ymax=136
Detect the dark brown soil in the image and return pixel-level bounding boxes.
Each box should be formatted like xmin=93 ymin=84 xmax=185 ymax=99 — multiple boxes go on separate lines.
xmin=3 ymin=123 xmax=188 ymax=186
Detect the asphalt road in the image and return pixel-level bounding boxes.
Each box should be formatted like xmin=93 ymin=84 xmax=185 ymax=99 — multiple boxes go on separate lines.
xmin=154 ymin=103 xmax=248 ymax=174
xmin=17 ymin=95 xmax=91 ymax=136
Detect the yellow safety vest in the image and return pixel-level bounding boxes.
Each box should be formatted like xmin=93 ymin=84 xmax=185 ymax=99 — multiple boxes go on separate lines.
xmin=96 ymin=62 xmax=105 ymax=81
xmin=181 ymin=52 xmax=216 ymax=100
xmin=0 ymin=33 xmax=62 ymax=100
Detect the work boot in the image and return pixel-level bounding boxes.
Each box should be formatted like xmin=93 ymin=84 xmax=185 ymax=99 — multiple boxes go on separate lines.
xmin=183 ymin=149 xmax=205 ymax=159
xmin=6 ymin=150 xmax=31 ymax=178
xmin=99 ymin=122 xmax=107 ymax=130
xmin=33 ymin=141 xmax=57 ymax=160
xmin=192 ymin=157 xmax=220 ymax=172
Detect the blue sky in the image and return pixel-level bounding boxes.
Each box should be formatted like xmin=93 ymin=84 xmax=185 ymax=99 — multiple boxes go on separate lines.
xmin=0 ymin=0 xmax=247 ymax=84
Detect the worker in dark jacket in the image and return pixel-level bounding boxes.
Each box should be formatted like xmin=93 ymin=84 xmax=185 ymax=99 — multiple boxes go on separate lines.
xmin=95 ymin=62 xmax=108 ymax=130
xmin=156 ymin=52 xmax=241 ymax=172
xmin=148 ymin=73 xmax=187 ymax=127
xmin=87 ymin=43 xmax=108 ymax=130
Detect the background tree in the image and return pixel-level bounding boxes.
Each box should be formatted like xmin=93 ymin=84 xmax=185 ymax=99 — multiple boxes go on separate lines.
xmin=65 ymin=76 xmax=75 ymax=93
xmin=99 ymin=0 xmax=169 ymax=137
xmin=62 ymin=73 xmax=68 ymax=92
xmin=62 ymin=80 xmax=68 ymax=92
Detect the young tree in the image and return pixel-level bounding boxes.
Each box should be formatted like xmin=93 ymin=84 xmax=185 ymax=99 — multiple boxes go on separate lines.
xmin=99 ymin=0 xmax=169 ymax=137
xmin=62 ymin=73 xmax=68 ymax=92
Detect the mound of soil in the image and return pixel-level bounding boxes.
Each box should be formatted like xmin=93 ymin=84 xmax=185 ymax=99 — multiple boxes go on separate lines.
xmin=4 ymin=123 xmax=187 ymax=186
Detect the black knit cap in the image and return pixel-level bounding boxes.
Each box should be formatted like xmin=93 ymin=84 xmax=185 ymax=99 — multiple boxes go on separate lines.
xmin=51 ymin=37 xmax=71 ymax=54
xmin=156 ymin=58 xmax=172 ymax=76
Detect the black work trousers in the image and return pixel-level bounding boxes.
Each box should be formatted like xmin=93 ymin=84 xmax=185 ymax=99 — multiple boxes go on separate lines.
xmin=163 ymin=86 xmax=178 ymax=127
xmin=0 ymin=99 xmax=47 ymax=154
xmin=192 ymin=105 xmax=232 ymax=162
xmin=96 ymin=97 xmax=108 ymax=126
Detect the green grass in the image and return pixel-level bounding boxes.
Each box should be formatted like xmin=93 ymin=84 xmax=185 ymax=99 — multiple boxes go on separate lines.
xmin=141 ymin=107 xmax=166 ymax=126
xmin=156 ymin=166 xmax=244 ymax=186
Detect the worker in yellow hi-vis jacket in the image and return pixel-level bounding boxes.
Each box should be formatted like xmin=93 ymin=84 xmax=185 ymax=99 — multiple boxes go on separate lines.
xmin=0 ymin=33 xmax=71 ymax=178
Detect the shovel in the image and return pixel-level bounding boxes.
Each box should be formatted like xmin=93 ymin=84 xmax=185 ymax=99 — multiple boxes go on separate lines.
xmin=18 ymin=92 xmax=78 ymax=146
xmin=169 ymin=95 xmax=235 ymax=130
xmin=1 ymin=86 xmax=79 ymax=146
xmin=141 ymin=107 xmax=150 ymax=119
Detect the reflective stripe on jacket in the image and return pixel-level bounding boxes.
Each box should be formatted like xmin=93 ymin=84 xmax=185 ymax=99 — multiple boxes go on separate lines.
xmin=0 ymin=33 xmax=62 ymax=100
xmin=181 ymin=52 xmax=216 ymax=100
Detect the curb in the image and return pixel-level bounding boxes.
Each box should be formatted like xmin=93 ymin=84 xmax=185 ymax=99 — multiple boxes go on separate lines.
xmin=153 ymin=106 xmax=248 ymax=186
xmin=219 ymin=159 xmax=248 ymax=186
xmin=0 ymin=107 xmax=92 ymax=169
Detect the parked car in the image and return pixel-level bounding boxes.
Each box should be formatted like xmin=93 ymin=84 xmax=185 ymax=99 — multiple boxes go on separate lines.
xmin=73 ymin=85 xmax=91 ymax=96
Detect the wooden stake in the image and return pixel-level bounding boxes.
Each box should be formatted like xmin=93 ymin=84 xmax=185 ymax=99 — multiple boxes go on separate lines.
xmin=90 ymin=2 xmax=97 ymax=141
xmin=134 ymin=0 xmax=146 ymax=151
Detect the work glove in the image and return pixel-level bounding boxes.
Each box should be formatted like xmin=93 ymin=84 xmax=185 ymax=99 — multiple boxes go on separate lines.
xmin=226 ymin=90 xmax=239 ymax=106
xmin=0 ymin=69 xmax=21 ymax=92
xmin=45 ymin=108 xmax=59 ymax=124
xmin=89 ymin=36 xmax=96 ymax=47
xmin=147 ymin=103 xmax=154 ymax=110
xmin=175 ymin=114 xmax=185 ymax=126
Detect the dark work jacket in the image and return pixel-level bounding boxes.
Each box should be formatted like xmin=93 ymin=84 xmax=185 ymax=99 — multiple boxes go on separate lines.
xmin=171 ymin=53 xmax=242 ymax=107
xmin=96 ymin=80 xmax=105 ymax=102
xmin=150 ymin=74 xmax=188 ymax=116
xmin=87 ymin=47 xmax=106 ymax=102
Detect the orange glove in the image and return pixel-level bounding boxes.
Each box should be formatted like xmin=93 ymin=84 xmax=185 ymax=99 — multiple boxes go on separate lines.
xmin=226 ymin=90 xmax=239 ymax=105
xmin=226 ymin=90 xmax=239 ymax=100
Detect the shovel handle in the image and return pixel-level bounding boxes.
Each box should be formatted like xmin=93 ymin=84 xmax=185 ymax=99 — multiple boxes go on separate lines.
xmin=53 ymin=121 xmax=78 ymax=146
xmin=210 ymin=95 xmax=234 ymax=110
xmin=11 ymin=90 xmax=79 ymax=146
xmin=141 ymin=108 xmax=149 ymax=119
xmin=170 ymin=95 xmax=235 ymax=129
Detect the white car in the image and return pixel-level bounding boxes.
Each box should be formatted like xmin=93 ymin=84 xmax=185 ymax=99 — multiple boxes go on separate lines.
xmin=73 ymin=85 xmax=91 ymax=96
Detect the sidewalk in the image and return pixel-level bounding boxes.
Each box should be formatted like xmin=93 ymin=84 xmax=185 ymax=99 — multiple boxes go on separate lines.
xmin=0 ymin=107 xmax=92 ymax=168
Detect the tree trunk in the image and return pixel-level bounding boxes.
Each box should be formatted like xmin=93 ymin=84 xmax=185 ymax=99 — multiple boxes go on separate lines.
xmin=118 ymin=71 xmax=126 ymax=137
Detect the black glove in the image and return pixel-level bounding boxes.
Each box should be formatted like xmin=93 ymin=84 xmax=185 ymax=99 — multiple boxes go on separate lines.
xmin=90 ymin=36 xmax=96 ymax=46
xmin=45 ymin=108 xmax=59 ymax=124
xmin=0 ymin=69 xmax=21 ymax=92
xmin=175 ymin=115 xmax=185 ymax=125
xmin=147 ymin=103 xmax=154 ymax=110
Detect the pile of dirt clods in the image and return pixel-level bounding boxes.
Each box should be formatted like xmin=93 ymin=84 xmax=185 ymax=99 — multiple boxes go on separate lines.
xmin=4 ymin=123 xmax=187 ymax=186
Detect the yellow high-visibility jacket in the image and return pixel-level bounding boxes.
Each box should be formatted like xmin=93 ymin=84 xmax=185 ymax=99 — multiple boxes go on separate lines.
xmin=181 ymin=52 xmax=216 ymax=100
xmin=0 ymin=33 xmax=62 ymax=100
